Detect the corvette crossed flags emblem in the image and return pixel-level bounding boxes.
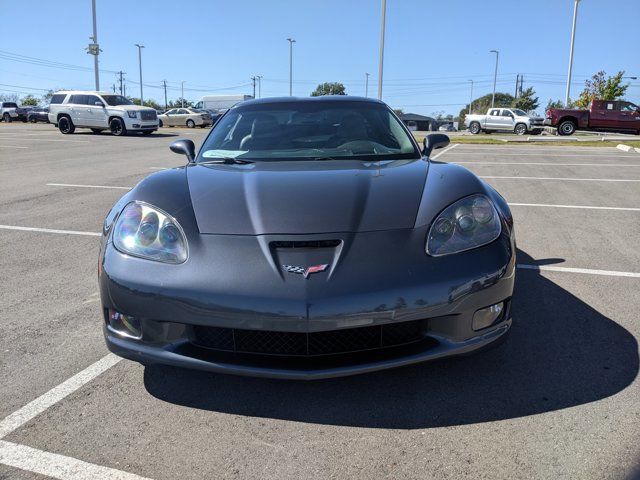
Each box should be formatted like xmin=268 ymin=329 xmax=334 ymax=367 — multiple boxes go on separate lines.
xmin=282 ymin=264 xmax=329 ymax=279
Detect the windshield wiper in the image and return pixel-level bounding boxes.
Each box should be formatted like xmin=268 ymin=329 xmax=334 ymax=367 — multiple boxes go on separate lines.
xmin=199 ymin=157 xmax=254 ymax=165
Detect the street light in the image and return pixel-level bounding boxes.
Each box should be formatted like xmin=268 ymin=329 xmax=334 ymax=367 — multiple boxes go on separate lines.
xmin=287 ymin=38 xmax=296 ymax=96
xmin=365 ymin=72 xmax=370 ymax=97
xmin=87 ymin=0 xmax=100 ymax=91
xmin=468 ymin=80 xmax=474 ymax=114
xmin=377 ymin=0 xmax=387 ymax=100
xmin=257 ymin=75 xmax=263 ymax=98
xmin=489 ymin=50 xmax=499 ymax=108
xmin=565 ymin=0 xmax=581 ymax=106
xmin=134 ymin=44 xmax=144 ymax=104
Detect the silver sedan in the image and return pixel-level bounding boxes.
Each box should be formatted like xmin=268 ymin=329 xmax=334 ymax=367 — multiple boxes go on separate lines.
xmin=158 ymin=108 xmax=212 ymax=128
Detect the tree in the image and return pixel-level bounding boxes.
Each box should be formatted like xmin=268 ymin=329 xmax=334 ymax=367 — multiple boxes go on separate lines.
xmin=392 ymin=108 xmax=404 ymax=116
xmin=20 ymin=95 xmax=39 ymax=106
xmin=0 ymin=93 xmax=19 ymax=103
xmin=546 ymin=99 xmax=565 ymax=110
xmin=574 ymin=70 xmax=629 ymax=109
xmin=129 ymin=98 xmax=163 ymax=109
xmin=167 ymin=98 xmax=193 ymax=108
xmin=511 ymin=87 xmax=539 ymax=112
xmin=311 ymin=82 xmax=346 ymax=96
xmin=458 ymin=92 xmax=514 ymax=129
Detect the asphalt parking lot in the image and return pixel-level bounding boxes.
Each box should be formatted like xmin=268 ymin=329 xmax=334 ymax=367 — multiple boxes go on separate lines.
xmin=1 ymin=123 xmax=639 ymax=480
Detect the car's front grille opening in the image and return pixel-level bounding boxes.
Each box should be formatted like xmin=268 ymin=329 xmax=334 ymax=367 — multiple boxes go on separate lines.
xmin=140 ymin=110 xmax=157 ymax=121
xmin=270 ymin=240 xmax=341 ymax=249
xmin=191 ymin=319 xmax=429 ymax=357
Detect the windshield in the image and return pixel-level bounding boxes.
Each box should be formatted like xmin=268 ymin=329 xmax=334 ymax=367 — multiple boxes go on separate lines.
xmin=198 ymin=101 xmax=419 ymax=162
xmin=512 ymin=109 xmax=528 ymax=116
xmin=102 ymin=95 xmax=133 ymax=106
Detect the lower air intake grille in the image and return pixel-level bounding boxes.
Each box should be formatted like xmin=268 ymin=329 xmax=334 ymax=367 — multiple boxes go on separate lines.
xmin=192 ymin=319 xmax=427 ymax=356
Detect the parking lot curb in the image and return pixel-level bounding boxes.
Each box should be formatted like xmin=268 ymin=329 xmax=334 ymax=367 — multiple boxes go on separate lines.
xmin=616 ymin=144 xmax=636 ymax=153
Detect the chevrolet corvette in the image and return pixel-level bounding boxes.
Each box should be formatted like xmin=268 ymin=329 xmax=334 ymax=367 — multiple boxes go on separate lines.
xmin=99 ymin=96 xmax=515 ymax=380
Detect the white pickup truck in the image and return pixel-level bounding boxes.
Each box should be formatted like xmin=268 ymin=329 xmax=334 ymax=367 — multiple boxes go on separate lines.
xmin=465 ymin=108 xmax=543 ymax=135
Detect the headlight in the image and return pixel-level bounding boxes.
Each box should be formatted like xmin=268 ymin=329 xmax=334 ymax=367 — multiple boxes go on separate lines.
xmin=127 ymin=111 xmax=138 ymax=118
xmin=426 ymin=194 xmax=501 ymax=256
xmin=112 ymin=202 xmax=187 ymax=264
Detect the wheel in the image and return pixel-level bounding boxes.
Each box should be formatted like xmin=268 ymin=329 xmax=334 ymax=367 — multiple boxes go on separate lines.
xmin=58 ymin=116 xmax=75 ymax=134
xmin=514 ymin=123 xmax=528 ymax=135
xmin=558 ymin=120 xmax=576 ymax=136
xmin=142 ymin=130 xmax=153 ymax=135
xmin=3 ymin=113 xmax=11 ymax=123
xmin=30 ymin=116 xmax=37 ymax=123
xmin=158 ymin=119 xmax=163 ymax=127
xmin=109 ymin=117 xmax=126 ymax=136
xmin=469 ymin=121 xmax=481 ymax=134
xmin=186 ymin=119 xmax=196 ymax=128
xmin=90 ymin=128 xmax=104 ymax=134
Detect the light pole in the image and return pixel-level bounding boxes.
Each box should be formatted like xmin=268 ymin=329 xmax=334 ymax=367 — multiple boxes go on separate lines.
xmin=257 ymin=75 xmax=263 ymax=98
xmin=181 ymin=81 xmax=185 ymax=107
xmin=377 ymin=0 xmax=387 ymax=100
xmin=287 ymin=38 xmax=296 ymax=96
xmin=490 ymin=50 xmax=499 ymax=108
xmin=468 ymin=80 xmax=474 ymax=114
xmin=365 ymin=73 xmax=370 ymax=97
xmin=565 ymin=0 xmax=580 ymax=106
xmin=89 ymin=0 xmax=100 ymax=90
xmin=134 ymin=44 xmax=144 ymax=104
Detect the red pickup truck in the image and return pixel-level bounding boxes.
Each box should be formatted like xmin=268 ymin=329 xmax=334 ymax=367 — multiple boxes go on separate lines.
xmin=544 ymin=99 xmax=640 ymax=135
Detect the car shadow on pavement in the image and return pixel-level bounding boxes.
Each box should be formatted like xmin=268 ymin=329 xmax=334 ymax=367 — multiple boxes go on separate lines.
xmin=69 ymin=131 xmax=180 ymax=138
xmin=143 ymin=249 xmax=638 ymax=429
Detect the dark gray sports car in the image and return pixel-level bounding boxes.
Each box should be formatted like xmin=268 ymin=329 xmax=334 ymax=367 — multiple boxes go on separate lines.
xmin=99 ymin=96 xmax=515 ymax=380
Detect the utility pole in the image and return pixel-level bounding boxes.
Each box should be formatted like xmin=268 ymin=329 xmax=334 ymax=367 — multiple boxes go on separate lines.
xmin=86 ymin=0 xmax=101 ymax=90
xmin=251 ymin=76 xmax=257 ymax=98
xmin=514 ymin=74 xmax=520 ymax=98
xmin=377 ymin=0 xmax=387 ymax=100
xmin=118 ymin=71 xmax=125 ymax=95
xmin=519 ymin=74 xmax=524 ymax=97
xmin=365 ymin=72 xmax=370 ymax=97
xmin=181 ymin=81 xmax=185 ymax=107
xmin=112 ymin=83 xmax=116 ymax=93
xmin=468 ymin=80 xmax=474 ymax=114
xmin=162 ymin=80 xmax=168 ymax=110
xmin=134 ymin=44 xmax=144 ymax=104
xmin=256 ymin=75 xmax=263 ymax=98
xmin=565 ymin=0 xmax=580 ymax=106
xmin=490 ymin=50 xmax=499 ymax=108
xmin=287 ymin=38 xmax=296 ymax=96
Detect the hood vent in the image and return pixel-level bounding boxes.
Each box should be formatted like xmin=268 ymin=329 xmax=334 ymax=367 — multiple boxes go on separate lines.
xmin=271 ymin=240 xmax=341 ymax=249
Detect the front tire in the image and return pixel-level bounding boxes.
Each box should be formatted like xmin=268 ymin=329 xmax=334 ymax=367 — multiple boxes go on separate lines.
xmin=110 ymin=117 xmax=126 ymax=136
xmin=514 ymin=123 xmax=528 ymax=135
xmin=558 ymin=120 xmax=576 ymax=136
xmin=3 ymin=113 xmax=12 ymax=123
xmin=30 ymin=117 xmax=37 ymax=123
xmin=469 ymin=121 xmax=481 ymax=134
xmin=58 ymin=116 xmax=75 ymax=134
xmin=186 ymin=119 xmax=195 ymax=128
xmin=158 ymin=119 xmax=163 ymax=127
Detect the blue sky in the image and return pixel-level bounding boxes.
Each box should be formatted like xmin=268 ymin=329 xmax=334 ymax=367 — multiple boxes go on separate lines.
xmin=1 ymin=0 xmax=638 ymax=115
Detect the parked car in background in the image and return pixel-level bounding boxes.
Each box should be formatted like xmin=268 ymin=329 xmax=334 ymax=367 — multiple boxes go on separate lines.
xmin=1 ymin=101 xmax=19 ymax=122
xmin=438 ymin=124 xmax=456 ymax=132
xmin=158 ymin=108 xmax=212 ymax=128
xmin=48 ymin=91 xmax=158 ymax=135
xmin=466 ymin=108 xmax=544 ymax=135
xmin=27 ymin=107 xmax=50 ymax=123
xmin=544 ymin=99 xmax=640 ymax=135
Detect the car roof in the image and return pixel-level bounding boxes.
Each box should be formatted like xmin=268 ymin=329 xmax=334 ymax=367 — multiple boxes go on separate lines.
xmin=238 ymin=96 xmax=386 ymax=107
xmin=54 ymin=90 xmax=115 ymax=95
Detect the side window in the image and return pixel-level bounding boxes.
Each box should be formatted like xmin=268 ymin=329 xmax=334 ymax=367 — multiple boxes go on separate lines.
xmin=489 ymin=109 xmax=498 ymax=116
xmin=85 ymin=95 xmax=100 ymax=105
xmin=178 ymin=109 xmax=188 ymax=114
xmin=501 ymin=110 xmax=512 ymax=117
xmin=69 ymin=95 xmax=87 ymax=105
xmin=620 ymin=102 xmax=637 ymax=112
xmin=166 ymin=109 xmax=176 ymax=115
xmin=49 ymin=94 xmax=66 ymax=104
xmin=606 ymin=102 xmax=614 ymax=110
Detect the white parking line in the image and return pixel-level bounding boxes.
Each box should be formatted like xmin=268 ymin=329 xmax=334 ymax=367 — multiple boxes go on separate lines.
xmin=0 ymin=145 xmax=28 ymax=149
xmin=0 ymin=225 xmax=101 ymax=237
xmin=47 ymin=183 xmax=131 ymax=190
xmin=509 ymin=203 xmax=640 ymax=212
xmin=455 ymin=162 xmax=640 ymax=167
xmin=0 ymin=440 xmax=151 ymax=480
xmin=0 ymin=138 xmax=89 ymax=143
xmin=481 ymin=176 xmax=640 ymax=182
xmin=517 ymin=264 xmax=640 ymax=278
xmin=0 ymin=354 xmax=121 ymax=439
xmin=430 ymin=143 xmax=459 ymax=159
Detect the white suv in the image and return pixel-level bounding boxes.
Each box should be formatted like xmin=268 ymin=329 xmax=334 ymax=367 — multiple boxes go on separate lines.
xmin=48 ymin=91 xmax=158 ymax=136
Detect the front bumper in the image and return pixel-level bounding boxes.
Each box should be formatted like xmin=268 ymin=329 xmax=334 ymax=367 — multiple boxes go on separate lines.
xmin=543 ymin=119 xmax=554 ymax=126
xmin=124 ymin=117 xmax=158 ymax=131
xmin=100 ymin=229 xmax=516 ymax=379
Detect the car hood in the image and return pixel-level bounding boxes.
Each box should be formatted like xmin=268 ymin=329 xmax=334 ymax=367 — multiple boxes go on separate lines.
xmin=109 ymin=105 xmax=155 ymax=112
xmin=187 ymin=158 xmax=428 ymax=235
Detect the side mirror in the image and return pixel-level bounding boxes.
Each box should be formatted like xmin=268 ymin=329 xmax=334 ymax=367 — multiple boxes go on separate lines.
xmin=170 ymin=139 xmax=196 ymax=163
xmin=94 ymin=101 xmax=104 ymax=107
xmin=423 ymin=133 xmax=450 ymax=157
